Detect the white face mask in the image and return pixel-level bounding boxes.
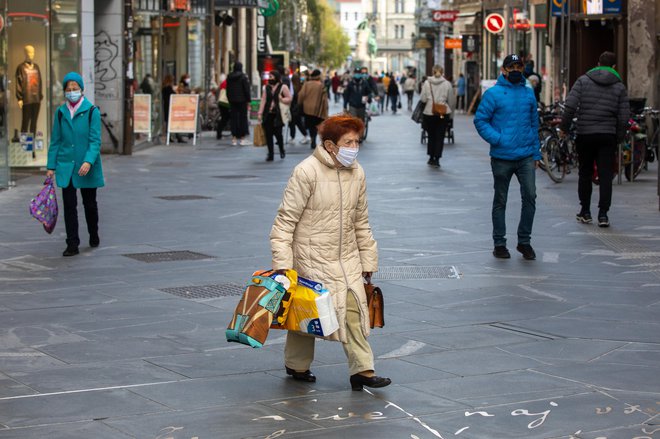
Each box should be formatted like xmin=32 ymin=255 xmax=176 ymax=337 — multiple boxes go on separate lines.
xmin=336 ymin=146 xmax=359 ymax=167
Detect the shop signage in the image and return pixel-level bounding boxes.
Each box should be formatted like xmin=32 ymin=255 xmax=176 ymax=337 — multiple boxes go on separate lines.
xmin=170 ymin=0 xmax=190 ymax=11
xmin=257 ymin=11 xmax=267 ymax=54
xmin=551 ymin=0 xmax=567 ymax=16
xmin=603 ymin=0 xmax=622 ymax=14
xmin=414 ymin=38 xmax=433 ymax=49
xmin=462 ymin=34 xmax=480 ymax=53
xmin=444 ymin=38 xmax=462 ymax=49
xmin=167 ymin=94 xmax=199 ymax=145
xmin=585 ymin=0 xmax=621 ymax=14
xmin=133 ymin=94 xmax=152 ymax=139
xmin=432 ymin=10 xmax=459 ymax=22
xmin=484 ymin=13 xmax=505 ymax=34
xmin=215 ymin=0 xmax=270 ymax=8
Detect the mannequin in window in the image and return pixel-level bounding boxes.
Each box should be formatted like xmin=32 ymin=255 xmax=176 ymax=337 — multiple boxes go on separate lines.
xmin=16 ymin=45 xmax=43 ymax=140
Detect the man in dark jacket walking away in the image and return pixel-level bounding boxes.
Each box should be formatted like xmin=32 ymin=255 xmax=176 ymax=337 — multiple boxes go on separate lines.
xmin=474 ymin=54 xmax=541 ymax=261
xmin=560 ymin=51 xmax=629 ymax=228
xmin=226 ymin=62 xmax=251 ymax=145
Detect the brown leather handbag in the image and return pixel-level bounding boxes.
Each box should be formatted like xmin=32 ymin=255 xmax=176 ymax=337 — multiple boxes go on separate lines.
xmin=364 ymin=283 xmax=384 ymax=328
xmin=430 ymin=85 xmax=448 ymax=117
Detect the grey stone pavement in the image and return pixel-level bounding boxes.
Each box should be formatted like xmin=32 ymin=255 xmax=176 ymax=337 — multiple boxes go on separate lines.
xmin=0 ymin=98 xmax=659 ymax=439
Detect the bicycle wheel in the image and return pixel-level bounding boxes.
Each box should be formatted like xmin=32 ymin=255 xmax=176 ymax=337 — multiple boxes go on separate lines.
xmin=624 ymin=136 xmax=646 ymax=181
xmin=542 ymin=137 xmax=566 ymax=183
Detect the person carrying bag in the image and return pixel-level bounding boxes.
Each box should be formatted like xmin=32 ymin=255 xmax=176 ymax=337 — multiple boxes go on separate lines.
xmin=419 ymin=65 xmax=453 ymax=168
xmin=257 ymin=70 xmax=292 ymax=161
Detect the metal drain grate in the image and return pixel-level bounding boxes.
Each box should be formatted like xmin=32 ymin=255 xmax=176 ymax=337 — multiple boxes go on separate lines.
xmin=155 ymin=195 xmax=212 ymax=200
xmin=212 ymin=175 xmax=259 ymax=179
xmin=122 ymin=250 xmax=215 ymax=263
xmin=160 ymin=283 xmax=244 ymax=299
xmin=373 ymin=266 xmax=461 ymax=280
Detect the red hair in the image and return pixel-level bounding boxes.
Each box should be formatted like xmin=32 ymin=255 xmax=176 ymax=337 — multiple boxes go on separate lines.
xmin=317 ymin=114 xmax=365 ymax=144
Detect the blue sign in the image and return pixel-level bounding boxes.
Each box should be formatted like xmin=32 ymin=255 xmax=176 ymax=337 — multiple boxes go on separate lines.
xmin=603 ymin=0 xmax=622 ymax=14
xmin=551 ymin=0 xmax=567 ymax=17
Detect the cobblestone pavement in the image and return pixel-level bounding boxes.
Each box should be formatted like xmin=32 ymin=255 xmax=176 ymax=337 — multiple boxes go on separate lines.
xmin=0 ymin=99 xmax=659 ymax=439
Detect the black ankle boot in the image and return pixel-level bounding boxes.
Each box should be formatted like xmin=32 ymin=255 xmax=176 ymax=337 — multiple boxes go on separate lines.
xmin=285 ymin=366 xmax=316 ymax=382
xmin=63 ymin=246 xmax=79 ymax=257
xmin=349 ymin=373 xmax=391 ymax=391
xmin=89 ymin=234 xmax=100 ymax=248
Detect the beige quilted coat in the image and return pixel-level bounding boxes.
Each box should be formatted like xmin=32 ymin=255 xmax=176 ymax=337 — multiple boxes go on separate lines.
xmin=270 ymin=146 xmax=378 ymax=343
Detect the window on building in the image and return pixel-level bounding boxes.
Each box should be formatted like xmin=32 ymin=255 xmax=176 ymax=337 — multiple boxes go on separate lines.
xmin=394 ymin=25 xmax=399 ymax=39
xmin=401 ymin=25 xmax=405 ymax=39
xmin=355 ymin=12 xmax=358 ymax=20
xmin=372 ymin=0 xmax=378 ymax=13
xmin=395 ymin=0 xmax=404 ymax=13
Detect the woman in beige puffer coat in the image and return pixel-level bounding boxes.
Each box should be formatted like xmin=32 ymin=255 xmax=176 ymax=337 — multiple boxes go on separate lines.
xmin=270 ymin=114 xmax=391 ymax=391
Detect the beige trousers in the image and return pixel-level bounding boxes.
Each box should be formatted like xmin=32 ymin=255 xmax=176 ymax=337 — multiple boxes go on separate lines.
xmin=284 ymin=290 xmax=375 ymax=375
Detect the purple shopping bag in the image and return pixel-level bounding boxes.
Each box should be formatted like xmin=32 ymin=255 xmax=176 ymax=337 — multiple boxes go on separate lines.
xmin=29 ymin=177 xmax=58 ymax=234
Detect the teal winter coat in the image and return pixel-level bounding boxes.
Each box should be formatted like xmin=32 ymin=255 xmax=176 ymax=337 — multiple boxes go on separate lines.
xmin=46 ymin=98 xmax=104 ymax=189
xmin=474 ymin=74 xmax=541 ymax=161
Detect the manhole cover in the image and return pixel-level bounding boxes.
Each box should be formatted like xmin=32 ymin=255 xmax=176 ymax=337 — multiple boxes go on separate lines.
xmin=373 ymin=266 xmax=461 ymax=280
xmin=212 ymin=175 xmax=259 ymax=179
xmin=155 ymin=195 xmax=212 ymax=200
xmin=122 ymin=251 xmax=215 ymax=263
xmin=160 ymin=283 xmax=244 ymax=299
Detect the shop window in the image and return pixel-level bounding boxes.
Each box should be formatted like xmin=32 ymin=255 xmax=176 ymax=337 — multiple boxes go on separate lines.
xmin=4 ymin=1 xmax=79 ymax=169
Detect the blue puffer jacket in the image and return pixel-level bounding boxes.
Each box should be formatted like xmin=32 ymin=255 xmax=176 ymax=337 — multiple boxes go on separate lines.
xmin=474 ymin=74 xmax=541 ymax=161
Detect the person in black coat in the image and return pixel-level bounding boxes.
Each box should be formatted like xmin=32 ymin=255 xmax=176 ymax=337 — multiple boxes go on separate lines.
xmin=386 ymin=74 xmax=400 ymax=114
xmin=226 ymin=62 xmax=252 ymax=145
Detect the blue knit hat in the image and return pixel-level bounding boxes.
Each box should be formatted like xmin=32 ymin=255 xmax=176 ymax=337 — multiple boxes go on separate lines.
xmin=62 ymin=72 xmax=84 ymax=90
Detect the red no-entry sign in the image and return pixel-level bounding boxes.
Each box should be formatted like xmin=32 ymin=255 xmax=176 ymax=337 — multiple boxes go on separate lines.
xmin=484 ymin=13 xmax=505 ymax=34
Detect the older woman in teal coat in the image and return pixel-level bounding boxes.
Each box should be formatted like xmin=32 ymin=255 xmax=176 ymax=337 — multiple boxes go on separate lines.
xmin=46 ymin=72 xmax=104 ymax=257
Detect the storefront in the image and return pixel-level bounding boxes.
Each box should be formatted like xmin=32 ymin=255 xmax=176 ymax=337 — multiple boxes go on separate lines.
xmin=0 ymin=0 xmax=81 ymax=188
xmin=133 ymin=0 xmax=212 ymax=142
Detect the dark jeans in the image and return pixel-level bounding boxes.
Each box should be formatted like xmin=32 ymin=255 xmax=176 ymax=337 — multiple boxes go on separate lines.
xmin=304 ymin=114 xmax=323 ymax=148
xmin=216 ymin=105 xmax=230 ymax=139
xmin=289 ymin=102 xmax=307 ymax=139
xmin=576 ymin=133 xmax=616 ymax=212
xmin=389 ymin=94 xmax=398 ymax=113
xmin=456 ymin=94 xmax=465 ymax=111
xmin=491 ymin=156 xmax=537 ymax=247
xmin=423 ymin=114 xmax=448 ymax=159
xmin=62 ymin=183 xmax=98 ymax=247
xmin=406 ymin=91 xmax=414 ymax=110
xmin=263 ymin=112 xmax=284 ymax=158
xmin=21 ymin=102 xmax=40 ymax=134
xmin=229 ymin=102 xmax=249 ymax=138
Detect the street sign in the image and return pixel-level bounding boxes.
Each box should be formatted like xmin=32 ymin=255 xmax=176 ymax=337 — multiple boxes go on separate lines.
xmin=0 ymin=14 xmax=4 ymax=33
xmin=444 ymin=38 xmax=462 ymax=49
xmin=484 ymin=13 xmax=505 ymax=34
xmin=432 ymin=10 xmax=460 ymax=22
xmin=462 ymin=34 xmax=480 ymax=53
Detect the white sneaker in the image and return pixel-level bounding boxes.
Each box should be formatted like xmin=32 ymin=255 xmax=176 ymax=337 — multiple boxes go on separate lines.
xmin=240 ymin=139 xmax=251 ymax=146
xmin=231 ymin=137 xmax=238 ymax=146
xmin=298 ymin=136 xmax=310 ymax=144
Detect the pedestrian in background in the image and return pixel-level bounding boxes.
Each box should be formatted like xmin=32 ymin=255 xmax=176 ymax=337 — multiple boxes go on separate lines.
xmin=419 ymin=65 xmax=453 ymax=168
xmin=403 ymin=74 xmax=416 ymax=111
xmin=226 ymin=62 xmax=251 ymax=146
xmin=297 ymin=69 xmax=328 ymax=149
xmin=456 ymin=73 xmax=466 ymax=112
xmin=289 ymin=71 xmax=310 ymax=144
xmin=177 ymin=73 xmax=191 ymax=94
xmin=162 ymin=74 xmax=186 ymax=143
xmin=270 ymin=114 xmax=391 ymax=392
xmin=345 ymin=69 xmax=372 ymax=123
xmin=560 ymin=51 xmax=629 ymax=228
xmin=386 ymin=74 xmax=400 ymax=114
xmin=216 ymin=77 xmax=231 ymax=140
xmin=46 ymin=72 xmax=104 ymax=257
xmin=331 ymin=71 xmax=341 ymax=103
xmin=474 ymin=54 xmax=540 ymax=261
xmin=376 ymin=77 xmax=385 ymax=114
xmin=257 ymin=70 xmax=292 ymax=161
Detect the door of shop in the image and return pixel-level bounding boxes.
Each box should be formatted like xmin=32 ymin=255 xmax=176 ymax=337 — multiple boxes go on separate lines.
xmin=571 ymin=20 xmax=617 ymax=86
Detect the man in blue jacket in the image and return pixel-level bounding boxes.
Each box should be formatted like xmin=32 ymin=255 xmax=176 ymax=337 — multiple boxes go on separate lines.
xmin=474 ymin=54 xmax=541 ymax=260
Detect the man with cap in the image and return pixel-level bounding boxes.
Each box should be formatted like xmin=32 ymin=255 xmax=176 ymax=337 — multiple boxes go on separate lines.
xmin=46 ymin=71 xmax=104 ymax=257
xmin=560 ymin=51 xmax=629 ymax=228
xmin=474 ymin=54 xmax=541 ymax=260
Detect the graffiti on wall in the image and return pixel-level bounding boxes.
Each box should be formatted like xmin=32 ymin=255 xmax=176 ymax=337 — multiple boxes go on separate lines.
xmin=94 ymin=30 xmax=120 ymax=99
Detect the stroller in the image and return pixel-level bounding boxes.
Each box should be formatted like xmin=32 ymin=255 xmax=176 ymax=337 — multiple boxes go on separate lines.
xmin=421 ymin=115 xmax=454 ymax=144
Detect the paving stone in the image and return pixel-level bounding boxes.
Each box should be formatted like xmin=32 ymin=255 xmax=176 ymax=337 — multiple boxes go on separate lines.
xmin=0 ymin=389 xmax=168 ymax=428
xmin=0 ymin=421 xmax=134 ymax=439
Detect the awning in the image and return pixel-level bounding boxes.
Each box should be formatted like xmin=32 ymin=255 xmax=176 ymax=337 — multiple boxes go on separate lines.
xmin=455 ymin=13 xmax=477 ymax=27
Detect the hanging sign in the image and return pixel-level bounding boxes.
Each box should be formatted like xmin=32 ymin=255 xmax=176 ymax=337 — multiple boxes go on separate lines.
xmin=603 ymin=0 xmax=622 ymax=13
xmin=432 ymin=10 xmax=459 ymax=22
xmin=462 ymin=35 xmax=480 ymax=53
xmin=551 ymin=0 xmax=567 ymax=16
xmin=444 ymin=38 xmax=462 ymax=49
xmin=484 ymin=13 xmax=505 ymax=34
xmin=133 ymin=94 xmax=152 ymax=139
xmin=0 ymin=14 xmax=4 ymax=32
xmin=167 ymin=94 xmax=199 ymax=145
xmin=257 ymin=11 xmax=267 ymax=54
